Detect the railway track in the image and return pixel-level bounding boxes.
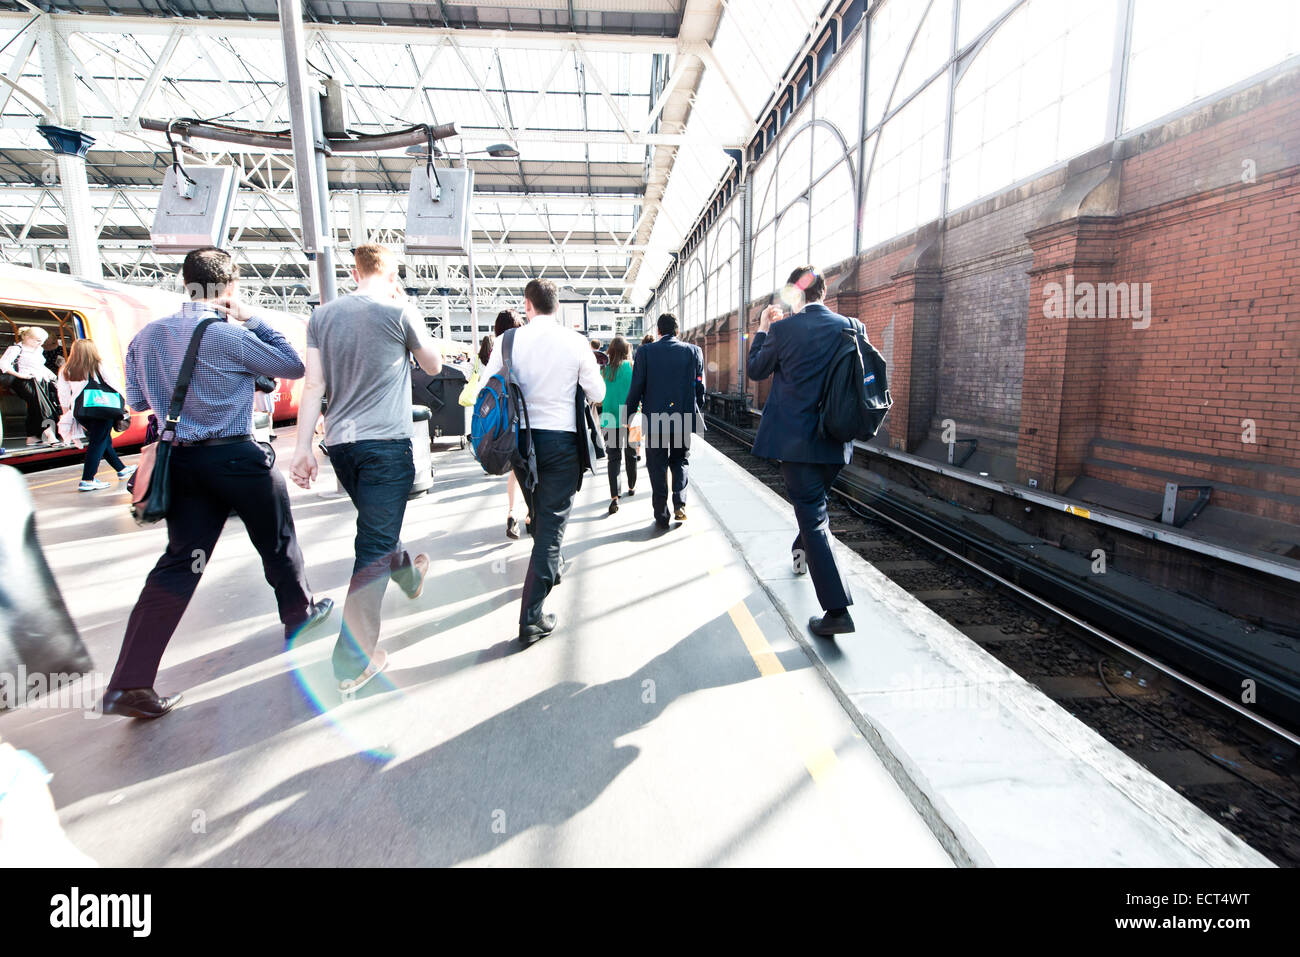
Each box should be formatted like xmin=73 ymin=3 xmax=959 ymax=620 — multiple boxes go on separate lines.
xmin=703 ymin=415 xmax=1300 ymax=866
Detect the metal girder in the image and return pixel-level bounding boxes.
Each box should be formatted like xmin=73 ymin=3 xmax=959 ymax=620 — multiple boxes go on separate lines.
xmin=0 ymin=115 xmax=741 ymax=147
xmin=573 ymin=42 xmax=636 ymax=143
xmin=124 ymin=25 xmax=183 ymax=130
xmin=0 ymin=12 xmax=684 ymax=54
xmin=0 ymin=27 xmax=38 ymax=116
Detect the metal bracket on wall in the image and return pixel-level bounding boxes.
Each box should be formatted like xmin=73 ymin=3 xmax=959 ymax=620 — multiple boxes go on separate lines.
xmin=1161 ymin=482 xmax=1213 ymax=527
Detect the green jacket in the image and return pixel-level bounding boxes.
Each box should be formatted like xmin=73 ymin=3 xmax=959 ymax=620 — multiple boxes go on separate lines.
xmin=599 ymin=359 xmax=633 ymax=429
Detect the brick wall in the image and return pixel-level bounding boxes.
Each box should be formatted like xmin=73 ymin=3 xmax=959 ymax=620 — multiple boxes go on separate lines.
xmin=688 ymin=64 xmax=1300 ymax=523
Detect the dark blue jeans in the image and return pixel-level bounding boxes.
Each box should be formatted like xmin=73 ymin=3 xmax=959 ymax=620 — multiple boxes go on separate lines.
xmin=513 ymin=429 xmax=581 ymax=626
xmin=328 ymin=439 xmax=418 ymax=679
xmin=80 ymin=417 xmax=125 ymax=481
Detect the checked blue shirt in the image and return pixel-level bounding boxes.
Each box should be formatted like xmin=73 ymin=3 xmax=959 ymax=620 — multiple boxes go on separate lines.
xmin=124 ymin=300 xmax=305 ymax=443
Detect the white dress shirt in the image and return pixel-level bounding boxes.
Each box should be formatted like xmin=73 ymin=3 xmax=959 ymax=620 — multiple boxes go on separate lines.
xmin=483 ymin=314 xmax=605 ymax=431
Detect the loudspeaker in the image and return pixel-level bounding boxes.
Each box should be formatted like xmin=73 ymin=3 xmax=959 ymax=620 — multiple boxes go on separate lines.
xmin=150 ymin=165 xmax=240 ymax=255
xmin=405 ymin=165 xmax=473 ymax=256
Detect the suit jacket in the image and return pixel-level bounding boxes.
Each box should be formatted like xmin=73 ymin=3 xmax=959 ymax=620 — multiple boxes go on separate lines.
xmin=747 ymin=301 xmax=863 ymax=465
xmin=574 ymin=387 xmax=606 ymax=488
xmin=625 ymin=334 xmax=706 ymax=449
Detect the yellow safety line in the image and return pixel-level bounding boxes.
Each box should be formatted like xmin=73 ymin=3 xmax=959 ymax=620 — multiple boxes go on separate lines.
xmin=728 ymin=601 xmax=785 ymax=677
xmin=722 ymin=585 xmax=842 ymax=787
xmin=26 ymin=476 xmax=79 ymax=491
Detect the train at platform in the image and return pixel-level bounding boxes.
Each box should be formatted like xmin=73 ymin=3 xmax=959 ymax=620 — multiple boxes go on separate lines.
xmin=0 ymin=264 xmax=308 ymax=466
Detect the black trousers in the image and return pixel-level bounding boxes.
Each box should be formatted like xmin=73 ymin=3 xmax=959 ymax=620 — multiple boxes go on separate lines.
xmin=646 ymin=444 xmax=689 ymax=521
xmin=14 ymin=378 xmax=55 ymax=438
xmin=782 ymin=461 xmax=853 ymax=612
xmin=109 ymin=441 xmax=314 ymax=690
xmin=603 ymin=425 xmax=637 ymax=497
xmin=513 ymin=429 xmax=580 ymax=627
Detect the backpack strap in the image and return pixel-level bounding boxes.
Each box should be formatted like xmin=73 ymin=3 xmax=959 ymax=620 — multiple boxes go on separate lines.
xmin=501 ymin=327 xmax=516 ymax=386
xmin=159 ymin=316 xmax=221 ymax=443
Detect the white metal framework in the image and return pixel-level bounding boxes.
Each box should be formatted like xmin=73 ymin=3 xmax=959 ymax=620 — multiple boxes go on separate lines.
xmin=650 ymin=0 xmax=1300 ymax=341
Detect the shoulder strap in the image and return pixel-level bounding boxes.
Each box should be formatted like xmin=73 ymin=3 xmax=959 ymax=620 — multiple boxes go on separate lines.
xmin=501 ymin=327 xmax=516 ymax=384
xmin=161 ymin=316 xmax=221 ymax=440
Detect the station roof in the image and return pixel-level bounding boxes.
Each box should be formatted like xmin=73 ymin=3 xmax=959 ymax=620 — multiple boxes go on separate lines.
xmin=0 ymin=0 xmax=831 ymax=311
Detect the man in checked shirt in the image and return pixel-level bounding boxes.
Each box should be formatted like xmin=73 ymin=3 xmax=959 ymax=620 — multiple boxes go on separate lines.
xmin=100 ymin=248 xmax=334 ymax=720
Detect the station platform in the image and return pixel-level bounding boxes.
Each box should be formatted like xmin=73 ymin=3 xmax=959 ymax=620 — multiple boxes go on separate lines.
xmin=3 ymin=431 xmax=1271 ymax=867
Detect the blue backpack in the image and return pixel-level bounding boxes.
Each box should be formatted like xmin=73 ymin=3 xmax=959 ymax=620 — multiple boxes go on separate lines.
xmin=470 ymin=328 xmax=537 ymax=487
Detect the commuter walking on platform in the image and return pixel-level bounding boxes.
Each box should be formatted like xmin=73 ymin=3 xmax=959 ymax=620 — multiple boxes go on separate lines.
xmin=625 ymin=313 xmax=705 ymax=529
xmin=485 ymin=308 xmax=527 ymax=539
xmin=481 ymin=279 xmax=604 ymax=644
xmin=599 ymin=335 xmax=637 ymax=514
xmin=1 ymin=326 xmax=60 ymax=447
xmin=291 ymin=244 xmax=443 ymax=694
xmin=747 ymin=265 xmax=858 ymax=637
xmin=55 ymin=339 xmax=135 ymax=491
xmin=103 ymin=247 xmax=331 ymax=719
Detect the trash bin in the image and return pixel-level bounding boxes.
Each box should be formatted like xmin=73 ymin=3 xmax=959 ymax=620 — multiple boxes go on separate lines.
xmin=410 ymin=406 xmax=434 ymax=497
xmin=412 ymin=363 xmax=471 ymax=449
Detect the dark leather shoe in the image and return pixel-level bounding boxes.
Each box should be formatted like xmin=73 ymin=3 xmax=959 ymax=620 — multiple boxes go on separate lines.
xmin=608 ymin=498 xmax=619 ymax=515
xmin=519 ymin=613 xmax=557 ymax=645
xmin=626 ymin=486 xmax=636 ymax=496
xmin=808 ymin=612 xmax=855 ymax=637
xmin=101 ymin=687 xmax=182 ymax=719
xmin=654 ymin=515 xmax=671 ymax=529
xmin=674 ymin=506 xmax=687 ymax=521
xmin=286 ymin=597 xmax=335 ymax=642
xmin=506 ymin=516 xmax=520 ymax=539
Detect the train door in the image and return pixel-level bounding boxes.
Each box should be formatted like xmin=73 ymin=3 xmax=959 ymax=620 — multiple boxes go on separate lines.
xmin=0 ymin=304 xmax=83 ymax=456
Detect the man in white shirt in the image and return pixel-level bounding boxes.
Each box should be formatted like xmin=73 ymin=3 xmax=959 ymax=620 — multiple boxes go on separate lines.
xmin=482 ymin=278 xmax=605 ymax=643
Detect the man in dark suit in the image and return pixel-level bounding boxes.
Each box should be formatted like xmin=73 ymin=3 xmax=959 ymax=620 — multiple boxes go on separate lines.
xmin=625 ymin=313 xmax=705 ymax=529
xmin=747 ymin=265 xmax=860 ymax=637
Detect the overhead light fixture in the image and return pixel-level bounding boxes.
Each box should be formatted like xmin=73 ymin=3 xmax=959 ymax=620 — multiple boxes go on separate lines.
xmin=485 ymin=143 xmax=520 ymax=158
xmin=37 ymin=125 xmax=94 ymax=158
xmin=405 ymin=143 xmax=444 ymax=158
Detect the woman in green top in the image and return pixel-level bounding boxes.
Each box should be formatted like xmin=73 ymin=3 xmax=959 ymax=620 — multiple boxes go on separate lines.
xmin=599 ymin=335 xmax=637 ymax=514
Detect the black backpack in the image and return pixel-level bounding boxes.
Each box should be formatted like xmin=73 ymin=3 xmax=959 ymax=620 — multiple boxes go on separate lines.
xmin=817 ymin=320 xmax=892 ymax=443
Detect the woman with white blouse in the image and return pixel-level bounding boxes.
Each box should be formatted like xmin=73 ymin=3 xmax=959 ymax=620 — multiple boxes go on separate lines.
xmin=1 ymin=326 xmax=60 ymax=447
xmin=56 ymin=339 xmax=135 ymax=491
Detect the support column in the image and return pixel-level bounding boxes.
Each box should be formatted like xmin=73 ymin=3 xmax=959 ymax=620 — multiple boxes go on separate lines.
xmin=1016 ymin=161 xmax=1123 ymax=492
xmin=279 ymin=0 xmax=335 ymax=302
xmin=349 ymin=191 xmax=367 ymax=246
xmin=36 ymin=16 xmax=101 ymax=280
xmin=737 ymin=174 xmax=752 ymax=395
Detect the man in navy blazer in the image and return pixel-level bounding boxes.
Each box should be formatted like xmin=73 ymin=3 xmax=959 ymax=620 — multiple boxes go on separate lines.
xmin=626 ymin=313 xmax=706 ymax=529
xmin=747 ymin=265 xmax=859 ymax=637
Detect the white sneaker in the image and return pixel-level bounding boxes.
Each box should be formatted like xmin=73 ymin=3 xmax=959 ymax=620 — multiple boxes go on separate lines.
xmin=78 ymin=479 xmax=110 ymax=492
xmin=117 ymin=465 xmax=137 ymax=481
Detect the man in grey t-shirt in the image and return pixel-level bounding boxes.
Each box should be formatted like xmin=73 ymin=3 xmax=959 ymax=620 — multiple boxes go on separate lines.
xmin=291 ymin=244 xmax=444 ymax=693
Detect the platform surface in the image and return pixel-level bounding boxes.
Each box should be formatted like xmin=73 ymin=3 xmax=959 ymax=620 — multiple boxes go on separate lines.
xmin=688 ymin=438 xmax=1273 ymax=868
xmin=4 ymin=431 xmax=950 ymax=867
